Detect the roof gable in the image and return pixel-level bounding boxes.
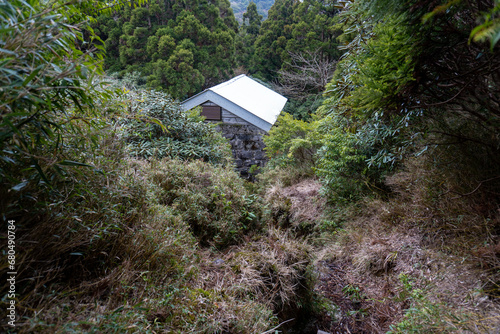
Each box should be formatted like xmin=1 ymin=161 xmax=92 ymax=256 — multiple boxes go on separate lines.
xmin=181 ymin=75 xmax=287 ymax=132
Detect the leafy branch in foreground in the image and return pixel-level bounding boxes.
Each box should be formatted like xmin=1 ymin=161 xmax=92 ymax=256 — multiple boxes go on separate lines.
xmin=0 ymin=0 xmax=119 ymax=192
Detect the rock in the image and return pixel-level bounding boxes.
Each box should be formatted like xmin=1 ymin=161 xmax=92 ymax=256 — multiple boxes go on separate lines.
xmin=239 ymin=151 xmax=252 ymax=160
xmin=252 ymin=135 xmax=262 ymax=142
xmin=239 ymin=134 xmax=252 ymax=141
xmin=317 ymin=330 xmax=330 ymax=334
xmin=254 ymin=150 xmax=266 ymax=160
xmin=217 ymin=123 xmax=268 ymax=178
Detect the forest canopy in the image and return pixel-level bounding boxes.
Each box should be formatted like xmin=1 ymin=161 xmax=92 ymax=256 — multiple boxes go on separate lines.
xmin=91 ymin=0 xmax=239 ymax=99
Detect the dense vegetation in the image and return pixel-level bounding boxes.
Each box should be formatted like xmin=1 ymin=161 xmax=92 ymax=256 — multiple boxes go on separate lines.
xmin=1 ymin=0 xmax=500 ymax=333
xmin=91 ymin=0 xmax=238 ymax=99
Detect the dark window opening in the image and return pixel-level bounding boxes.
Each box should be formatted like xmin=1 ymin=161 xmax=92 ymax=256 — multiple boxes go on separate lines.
xmin=201 ymin=105 xmax=221 ymax=120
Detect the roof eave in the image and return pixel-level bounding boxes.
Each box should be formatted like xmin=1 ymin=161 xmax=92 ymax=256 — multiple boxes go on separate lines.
xmin=181 ymin=90 xmax=273 ymax=132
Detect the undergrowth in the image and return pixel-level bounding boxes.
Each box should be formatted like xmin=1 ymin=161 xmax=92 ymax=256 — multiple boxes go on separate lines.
xmin=0 ymin=127 xmax=315 ymax=332
xmin=309 ymin=142 xmax=500 ymax=333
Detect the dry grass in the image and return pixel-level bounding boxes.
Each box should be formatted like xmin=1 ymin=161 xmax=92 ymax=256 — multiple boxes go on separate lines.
xmin=312 ymin=206 xmax=500 ymax=333
xmin=257 ymin=163 xmax=316 ymax=189
xmin=192 ymin=227 xmax=312 ymax=308
xmin=308 ymin=154 xmax=500 ymax=333
xmin=1 ymin=156 xmax=317 ymax=333
xmin=265 ymin=178 xmax=326 ymax=237
xmin=4 ymin=137 xmax=499 ymax=333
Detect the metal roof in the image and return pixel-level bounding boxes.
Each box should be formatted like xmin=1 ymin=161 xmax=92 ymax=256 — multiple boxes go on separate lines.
xmin=181 ymin=74 xmax=287 ymax=132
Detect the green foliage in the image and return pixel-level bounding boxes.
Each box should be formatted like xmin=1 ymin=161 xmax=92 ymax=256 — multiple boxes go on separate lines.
xmin=236 ymin=1 xmax=263 ymax=66
xmin=315 ymin=115 xmax=368 ymax=203
xmin=283 ymin=94 xmax=325 ymax=121
xmin=322 ymin=12 xmax=419 ymax=167
xmin=469 ymin=0 xmax=500 ymax=50
xmin=91 ymin=0 xmax=239 ymax=99
xmin=421 ymin=0 xmax=500 ymax=51
xmin=149 ymin=159 xmax=264 ymax=248
xmin=0 ymin=0 xmax=127 ymax=216
xmin=315 ymin=0 xmax=500 ymax=204
xmin=148 ymin=42 xmax=205 ymax=98
xmin=231 ymin=0 xmax=273 ymax=22
xmin=387 ymin=274 xmax=480 ymax=333
xmin=338 ymin=16 xmax=416 ymax=115
xmin=249 ymin=0 xmax=341 ymax=82
xmin=8 ymin=154 xmax=280 ymax=333
xmin=264 ymin=112 xmax=320 ymax=168
xmin=259 ymin=112 xmax=322 ymax=189
xmin=243 ymin=2 xmax=263 ymax=35
xmin=0 ymin=2 xmax=318 ymax=332
xmin=284 ymin=0 xmax=342 ymax=68
xmin=119 ymin=88 xmax=232 ymax=164
xmin=249 ymin=0 xmax=297 ymax=80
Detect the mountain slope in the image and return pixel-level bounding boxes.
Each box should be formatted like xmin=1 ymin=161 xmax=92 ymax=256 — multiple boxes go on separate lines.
xmin=231 ymin=0 xmax=274 ymax=22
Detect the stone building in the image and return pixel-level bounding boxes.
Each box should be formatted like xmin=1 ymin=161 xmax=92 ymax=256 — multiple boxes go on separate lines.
xmin=181 ymin=74 xmax=287 ymax=178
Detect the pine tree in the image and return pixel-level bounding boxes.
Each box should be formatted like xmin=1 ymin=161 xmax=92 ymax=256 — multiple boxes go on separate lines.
xmin=249 ymin=0 xmax=297 ymax=81
xmin=243 ymin=2 xmax=262 ymax=35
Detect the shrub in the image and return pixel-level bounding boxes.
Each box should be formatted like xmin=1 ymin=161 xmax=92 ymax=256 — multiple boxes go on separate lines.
xmin=118 ymin=88 xmax=232 ymax=164
xmin=0 ymin=0 xmax=117 ymax=195
xmin=316 ymin=0 xmax=500 ymax=206
xmin=264 ymin=112 xmax=319 ymax=168
xmin=145 ymin=158 xmax=264 ymax=248
xmin=283 ymin=94 xmax=325 ymax=121
xmin=315 ymin=114 xmax=370 ymax=203
xmin=0 ymin=2 xmax=304 ymax=333
xmin=387 ymin=274 xmax=490 ymax=334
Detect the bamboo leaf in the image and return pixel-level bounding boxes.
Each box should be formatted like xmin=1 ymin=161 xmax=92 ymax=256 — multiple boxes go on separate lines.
xmin=11 ymin=181 xmax=28 ymax=191
xmin=58 ymin=160 xmax=94 ymax=168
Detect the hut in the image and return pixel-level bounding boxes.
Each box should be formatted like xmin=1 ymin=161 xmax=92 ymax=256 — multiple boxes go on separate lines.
xmin=181 ymin=74 xmax=287 ymax=178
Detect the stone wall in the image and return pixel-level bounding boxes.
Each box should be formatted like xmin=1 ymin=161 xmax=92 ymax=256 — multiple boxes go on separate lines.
xmin=201 ymin=102 xmax=268 ymax=179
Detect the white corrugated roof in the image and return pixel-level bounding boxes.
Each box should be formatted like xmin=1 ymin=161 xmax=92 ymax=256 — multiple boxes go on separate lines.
xmin=181 ymin=75 xmax=287 ymax=132
xmin=208 ymin=75 xmax=287 ymax=125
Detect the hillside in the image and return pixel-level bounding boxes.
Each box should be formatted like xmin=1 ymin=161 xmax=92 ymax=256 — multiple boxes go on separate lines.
xmin=90 ymin=0 xmax=239 ymax=99
xmin=1 ymin=0 xmax=500 ymax=333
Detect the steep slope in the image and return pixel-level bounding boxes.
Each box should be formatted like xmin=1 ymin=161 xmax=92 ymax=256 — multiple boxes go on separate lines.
xmin=261 ymin=169 xmax=500 ymax=333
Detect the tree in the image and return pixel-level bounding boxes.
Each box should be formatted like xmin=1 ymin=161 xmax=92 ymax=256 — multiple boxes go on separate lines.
xmin=149 ymin=45 xmax=205 ymax=99
xmin=236 ymin=1 xmax=263 ymax=67
xmin=243 ymin=2 xmax=262 ymax=35
xmin=264 ymin=112 xmax=320 ymax=167
xmin=316 ymin=0 xmax=500 ymax=200
xmin=284 ymin=0 xmax=341 ymax=64
xmin=278 ymin=49 xmax=337 ymax=98
xmin=249 ymin=0 xmax=341 ymax=82
xmin=91 ymin=0 xmax=239 ymax=99
xmin=249 ymin=0 xmax=297 ymax=80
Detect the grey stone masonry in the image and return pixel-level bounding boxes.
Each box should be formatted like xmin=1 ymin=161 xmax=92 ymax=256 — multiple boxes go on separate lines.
xmin=202 ymin=102 xmax=268 ymax=179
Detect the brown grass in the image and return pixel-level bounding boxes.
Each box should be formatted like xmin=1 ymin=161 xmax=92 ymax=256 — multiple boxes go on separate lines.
xmin=4 ymin=140 xmax=500 ymax=333
xmin=1 ymin=156 xmax=318 ymax=333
